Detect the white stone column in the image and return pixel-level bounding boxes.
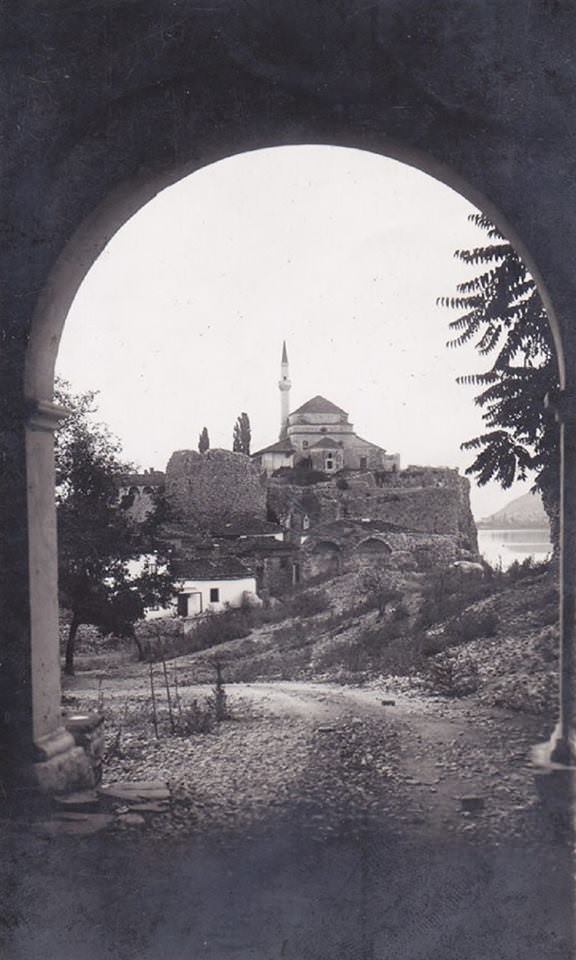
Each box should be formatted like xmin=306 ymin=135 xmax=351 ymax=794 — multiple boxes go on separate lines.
xmin=536 ymin=392 xmax=576 ymax=767
xmin=22 ymin=400 xmax=93 ymax=792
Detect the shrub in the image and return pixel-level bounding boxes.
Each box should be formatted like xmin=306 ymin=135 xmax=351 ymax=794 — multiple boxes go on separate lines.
xmin=447 ymin=608 xmax=499 ymax=644
xmin=273 ymin=621 xmax=310 ymax=649
xmin=504 ymin=555 xmax=551 ymax=583
xmin=416 ymin=565 xmax=498 ymax=631
xmin=291 ymin=589 xmax=330 ymax=618
xmin=173 ymin=698 xmax=215 ymax=735
xmin=392 ymin=601 xmax=410 ymax=622
xmin=360 ymin=569 xmax=403 ymax=617
xmin=312 ymin=618 xmax=418 ymax=677
xmin=427 ymin=651 xmax=480 ymax=697
xmin=188 ymin=608 xmax=251 ymax=651
xmin=134 ymin=607 xmax=252 ymax=662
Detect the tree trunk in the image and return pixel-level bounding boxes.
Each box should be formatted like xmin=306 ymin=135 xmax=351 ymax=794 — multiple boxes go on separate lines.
xmin=133 ymin=634 xmax=144 ymax=661
xmin=541 ymin=481 xmax=560 ymax=563
xmin=64 ymin=615 xmax=80 ymax=676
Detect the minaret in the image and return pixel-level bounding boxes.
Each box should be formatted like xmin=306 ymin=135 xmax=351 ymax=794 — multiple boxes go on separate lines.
xmin=278 ymin=340 xmax=291 ymax=439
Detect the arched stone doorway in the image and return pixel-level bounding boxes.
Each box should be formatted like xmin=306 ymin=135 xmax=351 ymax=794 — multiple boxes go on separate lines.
xmin=308 ymin=541 xmax=343 ymax=579
xmin=3 ymin=2 xmax=576 ymax=790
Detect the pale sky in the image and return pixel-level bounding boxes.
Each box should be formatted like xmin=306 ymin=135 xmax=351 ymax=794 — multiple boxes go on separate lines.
xmin=56 ymin=145 xmax=535 ymax=519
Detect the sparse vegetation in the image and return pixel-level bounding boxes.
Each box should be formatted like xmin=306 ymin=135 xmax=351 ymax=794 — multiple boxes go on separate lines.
xmin=426 ymin=651 xmax=480 ymax=698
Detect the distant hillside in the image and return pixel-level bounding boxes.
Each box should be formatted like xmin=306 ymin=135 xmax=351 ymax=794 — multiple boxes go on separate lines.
xmin=478 ymin=491 xmax=549 ymax=529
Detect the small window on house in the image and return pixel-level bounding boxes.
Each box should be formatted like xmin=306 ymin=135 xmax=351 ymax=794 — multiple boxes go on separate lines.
xmin=325 ymin=455 xmax=334 ymax=471
xmin=360 ymin=456 xmax=368 ymax=471
xmin=210 ymin=587 xmax=220 ymax=603
xmin=302 ymin=514 xmax=310 ymax=530
xmin=302 ymin=440 xmax=309 ymax=449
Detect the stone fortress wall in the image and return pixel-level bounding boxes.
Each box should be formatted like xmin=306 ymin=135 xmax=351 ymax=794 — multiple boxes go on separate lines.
xmin=268 ymin=466 xmax=478 ymax=556
xmin=165 ymin=449 xmax=267 ymax=530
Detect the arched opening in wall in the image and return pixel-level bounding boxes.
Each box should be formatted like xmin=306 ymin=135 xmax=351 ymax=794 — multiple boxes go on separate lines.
xmin=24 ymin=143 xmax=565 ymax=808
xmin=355 ymin=537 xmax=392 ymax=556
xmin=309 ymin=540 xmax=343 ymax=578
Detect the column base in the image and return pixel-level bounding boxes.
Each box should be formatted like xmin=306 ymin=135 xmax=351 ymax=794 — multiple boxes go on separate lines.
xmin=20 ymin=727 xmax=95 ymax=795
xmin=532 ymin=728 xmax=576 ymax=835
xmin=533 ymin=724 xmax=576 ymax=769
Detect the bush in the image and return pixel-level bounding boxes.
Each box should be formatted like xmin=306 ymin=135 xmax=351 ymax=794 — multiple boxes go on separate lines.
xmin=291 ymin=589 xmax=330 ymax=618
xmin=416 ymin=565 xmax=499 ymax=631
xmin=392 ymin=601 xmax=410 ymax=622
xmin=313 ymin=618 xmax=418 ymax=677
xmin=447 ymin=608 xmax=499 ymax=644
xmin=135 ymin=607 xmax=252 ymax=662
xmin=427 ymin=651 xmax=480 ymax=697
xmin=173 ymin=698 xmax=215 ymax=735
xmin=504 ymin=555 xmax=551 ymax=583
xmin=360 ymin=569 xmax=403 ymax=617
xmin=273 ymin=621 xmax=310 ymax=649
xmin=189 ymin=608 xmax=251 ymax=651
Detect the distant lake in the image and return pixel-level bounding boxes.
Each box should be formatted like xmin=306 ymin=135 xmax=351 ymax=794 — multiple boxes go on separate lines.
xmin=477 ymin=527 xmax=552 ymax=569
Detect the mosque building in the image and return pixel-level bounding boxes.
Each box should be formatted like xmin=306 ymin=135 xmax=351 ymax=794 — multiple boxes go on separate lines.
xmin=252 ymin=343 xmax=400 ymax=477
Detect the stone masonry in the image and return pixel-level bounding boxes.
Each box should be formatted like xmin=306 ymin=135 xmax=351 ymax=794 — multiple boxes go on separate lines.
xmin=268 ymin=467 xmax=477 ymax=554
xmin=166 ymin=449 xmax=267 ymax=531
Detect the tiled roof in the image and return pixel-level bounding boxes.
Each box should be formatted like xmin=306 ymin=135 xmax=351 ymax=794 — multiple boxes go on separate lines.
xmin=252 ymin=439 xmax=295 ymax=456
xmin=213 ymin=517 xmax=284 ymax=537
xmin=171 ymin=557 xmax=254 ymax=581
xmin=290 ymin=396 xmax=348 ymax=417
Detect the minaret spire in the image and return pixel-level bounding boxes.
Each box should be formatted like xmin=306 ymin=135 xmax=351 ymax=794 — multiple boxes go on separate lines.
xmin=278 ymin=340 xmax=291 ymax=439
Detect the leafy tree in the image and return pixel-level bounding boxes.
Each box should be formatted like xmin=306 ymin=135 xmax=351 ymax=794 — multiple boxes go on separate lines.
xmin=198 ymin=426 xmax=210 ymax=453
xmin=55 ymin=380 xmax=176 ymax=674
xmin=232 ymin=412 xmax=251 ymax=454
xmin=439 ymin=213 xmax=560 ymax=539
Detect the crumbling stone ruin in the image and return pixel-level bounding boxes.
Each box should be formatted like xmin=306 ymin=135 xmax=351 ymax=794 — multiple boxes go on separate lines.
xmin=165 ymin=448 xmax=267 ymax=531
xmin=268 ymin=465 xmax=478 ymax=568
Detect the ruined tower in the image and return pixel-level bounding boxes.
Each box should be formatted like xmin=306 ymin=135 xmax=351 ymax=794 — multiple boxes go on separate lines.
xmin=278 ymin=340 xmax=291 ymax=438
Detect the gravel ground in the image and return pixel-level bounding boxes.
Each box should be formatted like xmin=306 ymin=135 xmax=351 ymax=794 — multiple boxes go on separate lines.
xmin=2 ymin=679 xmax=571 ymax=960
xmin=60 ymin=675 xmax=563 ymax=849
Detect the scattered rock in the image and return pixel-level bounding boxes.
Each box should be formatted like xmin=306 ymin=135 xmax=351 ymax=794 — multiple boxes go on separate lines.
xmin=116 ymin=813 xmax=146 ymax=827
xmin=99 ymin=781 xmax=170 ymax=802
xmin=53 ymin=790 xmax=101 ymax=811
xmin=126 ymin=802 xmax=170 ymax=814
xmin=460 ymin=796 xmax=485 ymax=813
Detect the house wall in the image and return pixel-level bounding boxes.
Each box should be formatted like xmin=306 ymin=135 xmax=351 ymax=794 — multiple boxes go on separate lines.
xmin=260 ymin=451 xmax=294 ymax=476
xmin=309 ymin=448 xmax=345 ymax=474
xmin=147 ymin=575 xmax=258 ymax=619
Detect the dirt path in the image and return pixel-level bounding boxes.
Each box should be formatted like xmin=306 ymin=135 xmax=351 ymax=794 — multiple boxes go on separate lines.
xmin=63 ymin=673 xmax=552 ymax=846
xmin=3 ymin=679 xmax=570 ymax=960
xmin=212 ymin=680 xmax=547 ymax=841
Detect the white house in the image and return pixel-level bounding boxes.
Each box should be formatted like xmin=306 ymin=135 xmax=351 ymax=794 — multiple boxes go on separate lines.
xmin=147 ymin=556 xmax=260 ymax=619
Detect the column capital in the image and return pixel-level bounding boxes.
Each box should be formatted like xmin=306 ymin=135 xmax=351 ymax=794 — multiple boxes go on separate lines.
xmin=544 ymin=390 xmax=576 ymax=423
xmin=27 ymin=399 xmax=73 ymax=433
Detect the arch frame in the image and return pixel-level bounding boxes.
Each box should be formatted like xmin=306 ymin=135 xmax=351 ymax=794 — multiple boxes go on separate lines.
xmin=4 ymin=0 xmax=576 ymax=789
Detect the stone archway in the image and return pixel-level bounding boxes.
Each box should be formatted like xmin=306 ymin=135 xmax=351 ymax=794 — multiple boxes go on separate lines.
xmin=355 ymin=537 xmax=393 ymax=556
xmin=309 ymin=540 xmax=343 ymax=578
xmin=3 ymin=2 xmax=576 ymax=790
